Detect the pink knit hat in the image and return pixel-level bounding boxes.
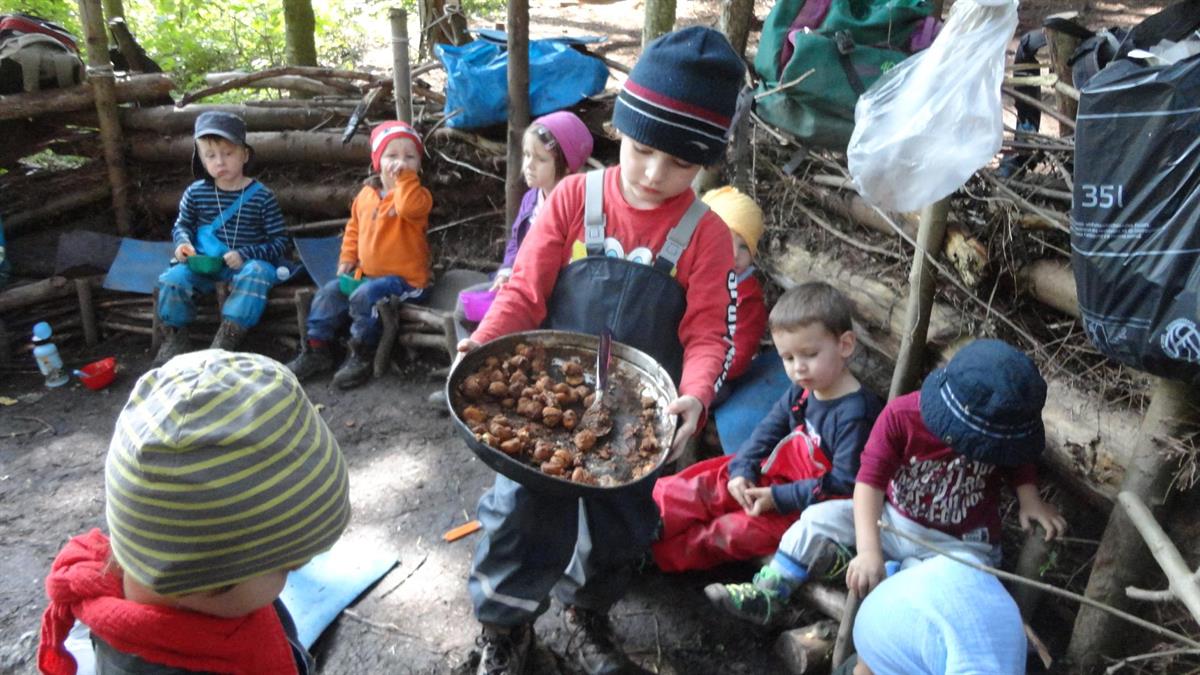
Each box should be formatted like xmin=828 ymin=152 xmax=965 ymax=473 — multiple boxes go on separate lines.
xmin=370 ymin=121 xmax=424 ymax=172
xmin=531 ymin=111 xmax=593 ymax=173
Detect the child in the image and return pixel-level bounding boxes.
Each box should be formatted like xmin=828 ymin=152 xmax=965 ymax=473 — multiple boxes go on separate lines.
xmin=651 ymin=282 xmax=882 ymax=572
xmin=38 ymin=350 xmax=351 ymax=674
xmin=287 ymin=121 xmax=433 ymax=389
xmin=455 ymin=26 xmax=744 ymax=675
xmin=833 ymin=556 xmax=1027 ymax=675
xmin=702 ymin=186 xmax=766 ymax=385
xmin=156 ymin=111 xmax=288 ymax=364
xmin=492 ymin=110 xmax=593 ymax=290
xmin=706 ymin=339 xmax=1067 ymax=624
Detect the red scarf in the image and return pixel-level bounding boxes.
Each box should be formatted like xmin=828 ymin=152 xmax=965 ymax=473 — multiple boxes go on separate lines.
xmin=38 ymin=529 xmax=298 ymax=675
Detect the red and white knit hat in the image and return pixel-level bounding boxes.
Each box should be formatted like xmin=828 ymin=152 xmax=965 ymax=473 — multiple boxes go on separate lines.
xmin=370 ymin=121 xmax=424 ymax=172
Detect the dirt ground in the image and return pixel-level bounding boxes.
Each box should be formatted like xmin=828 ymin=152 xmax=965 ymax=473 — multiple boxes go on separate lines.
xmin=0 ymin=0 xmax=1175 ymax=672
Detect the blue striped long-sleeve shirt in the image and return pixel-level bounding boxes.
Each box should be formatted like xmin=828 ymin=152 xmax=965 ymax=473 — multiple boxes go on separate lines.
xmin=171 ymin=179 xmax=288 ymax=264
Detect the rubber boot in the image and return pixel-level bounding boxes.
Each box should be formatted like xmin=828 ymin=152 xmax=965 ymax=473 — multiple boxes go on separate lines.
xmin=286 ymin=342 xmax=335 ymax=381
xmin=154 ymin=325 xmax=190 ymax=366
xmin=332 ymin=341 xmax=374 ymax=389
xmin=210 ymin=320 xmax=246 ymax=351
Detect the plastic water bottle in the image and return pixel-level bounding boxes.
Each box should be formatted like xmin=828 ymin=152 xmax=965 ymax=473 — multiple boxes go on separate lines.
xmin=32 ymin=321 xmax=68 ymax=388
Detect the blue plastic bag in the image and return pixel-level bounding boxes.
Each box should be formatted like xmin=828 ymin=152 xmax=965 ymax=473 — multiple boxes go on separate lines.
xmin=437 ymin=39 xmax=609 ymax=129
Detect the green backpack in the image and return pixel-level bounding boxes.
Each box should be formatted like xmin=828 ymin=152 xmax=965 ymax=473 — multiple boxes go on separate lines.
xmin=754 ymin=0 xmax=935 ymax=151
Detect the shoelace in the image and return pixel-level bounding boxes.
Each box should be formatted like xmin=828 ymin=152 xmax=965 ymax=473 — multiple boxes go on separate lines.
xmin=726 ymin=582 xmax=774 ymax=621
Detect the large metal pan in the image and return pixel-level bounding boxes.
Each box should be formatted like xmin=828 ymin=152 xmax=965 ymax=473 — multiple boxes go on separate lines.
xmin=446 ymin=330 xmax=678 ymax=498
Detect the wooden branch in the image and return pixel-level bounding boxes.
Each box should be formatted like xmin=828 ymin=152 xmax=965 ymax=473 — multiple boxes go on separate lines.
xmin=1119 ymin=491 xmax=1200 ymax=625
xmin=179 ymin=67 xmax=379 ymax=106
xmin=878 ymin=520 xmax=1200 ymax=650
xmin=432 ymin=127 xmax=506 ymax=155
xmin=1018 ymin=259 xmax=1079 ymax=319
xmin=0 ymin=73 xmax=174 ymax=121
xmin=127 ymin=130 xmax=369 ymax=164
xmin=0 ymin=277 xmax=78 ymax=313
xmin=75 ymin=279 xmax=99 ymax=347
xmin=4 ymin=184 xmax=111 ymax=237
xmin=1003 ymin=85 xmax=1076 ymax=130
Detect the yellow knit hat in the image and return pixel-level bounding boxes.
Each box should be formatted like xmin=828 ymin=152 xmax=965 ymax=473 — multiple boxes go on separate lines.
xmin=702 ymin=186 xmax=764 ymax=256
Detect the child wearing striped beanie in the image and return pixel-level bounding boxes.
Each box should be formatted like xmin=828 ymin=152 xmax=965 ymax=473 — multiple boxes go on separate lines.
xmin=39 ymin=350 xmax=350 ymax=675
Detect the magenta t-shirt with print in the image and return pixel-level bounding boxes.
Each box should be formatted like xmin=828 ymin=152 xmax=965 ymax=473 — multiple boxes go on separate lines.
xmin=856 ymin=391 xmax=1037 ymax=545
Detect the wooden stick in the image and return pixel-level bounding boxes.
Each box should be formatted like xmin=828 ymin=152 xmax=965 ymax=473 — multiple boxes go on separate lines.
xmin=1118 ymin=491 xmax=1200 ymax=625
xmin=427 ymin=209 xmax=503 ymax=235
xmin=75 ymin=279 xmax=99 ymax=347
xmin=178 ymin=67 xmax=380 ymax=107
xmin=877 ymin=520 xmax=1200 ymax=649
xmin=1003 ymin=85 xmax=1077 ymax=130
xmin=830 ymin=590 xmax=860 ymax=669
xmin=889 ymin=198 xmax=950 ymax=399
xmin=78 ymin=0 xmax=133 ymax=234
xmin=391 ymin=9 xmax=413 ymax=124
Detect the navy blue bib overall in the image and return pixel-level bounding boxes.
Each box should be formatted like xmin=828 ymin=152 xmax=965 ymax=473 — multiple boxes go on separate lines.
xmin=469 ymin=169 xmax=709 ymax=625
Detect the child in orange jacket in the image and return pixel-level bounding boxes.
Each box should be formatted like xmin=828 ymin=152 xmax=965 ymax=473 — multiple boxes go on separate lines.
xmin=287 ymin=121 xmax=433 ymax=389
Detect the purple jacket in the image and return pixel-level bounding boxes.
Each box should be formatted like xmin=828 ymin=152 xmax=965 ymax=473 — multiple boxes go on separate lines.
xmin=500 ymin=188 xmax=540 ymax=272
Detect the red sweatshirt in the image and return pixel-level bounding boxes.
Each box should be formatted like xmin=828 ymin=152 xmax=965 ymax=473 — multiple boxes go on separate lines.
xmin=856 ymin=392 xmax=1037 ymax=545
xmin=472 ymin=167 xmax=735 ymax=408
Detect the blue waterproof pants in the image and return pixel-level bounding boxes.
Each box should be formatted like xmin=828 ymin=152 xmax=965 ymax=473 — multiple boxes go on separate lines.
xmin=468 ymin=475 xmax=660 ymax=626
xmin=157 ymin=260 xmax=276 ymax=329
xmin=305 ymin=276 xmax=429 ymax=347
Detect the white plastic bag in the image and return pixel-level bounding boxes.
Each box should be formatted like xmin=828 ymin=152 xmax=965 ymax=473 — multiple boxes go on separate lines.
xmin=847 ymin=0 xmax=1018 ymax=213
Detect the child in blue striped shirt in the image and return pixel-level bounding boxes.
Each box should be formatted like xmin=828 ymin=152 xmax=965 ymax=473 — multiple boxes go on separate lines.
xmin=155 ymin=111 xmax=288 ymax=363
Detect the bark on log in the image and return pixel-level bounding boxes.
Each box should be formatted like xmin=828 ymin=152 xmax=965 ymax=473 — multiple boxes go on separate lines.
xmin=1019 ymin=259 xmax=1079 ymax=319
xmin=796 ymin=583 xmax=847 ymax=621
xmin=774 ymin=242 xmax=1137 ymax=505
xmin=79 ymin=0 xmax=133 ymax=234
xmin=127 ymin=131 xmax=369 ymax=164
xmin=0 ymin=277 xmax=77 ymax=313
xmin=119 ymin=104 xmax=339 ymax=133
xmin=4 ymin=184 xmax=112 ymax=237
xmin=0 ymin=73 xmax=174 ymax=121
xmin=1068 ymin=378 xmax=1200 ymax=670
xmin=774 ymin=620 xmax=837 ymax=675
xmin=142 ymin=185 xmax=357 ymax=218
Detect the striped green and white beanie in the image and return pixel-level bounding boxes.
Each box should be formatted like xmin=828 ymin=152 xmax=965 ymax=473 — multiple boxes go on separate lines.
xmin=105 ymin=349 xmax=350 ymax=596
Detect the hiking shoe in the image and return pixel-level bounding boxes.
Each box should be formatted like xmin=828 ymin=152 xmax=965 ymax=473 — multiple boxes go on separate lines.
xmin=563 ymin=606 xmax=640 ymax=674
xmin=332 ymin=341 xmax=373 ymax=389
xmin=807 ymin=536 xmax=852 ymax=582
xmin=154 ymin=326 xmax=190 ymax=366
xmin=209 ymin=320 xmax=246 ymax=351
xmin=476 ymin=623 xmax=531 ymax=675
xmin=286 ymin=344 xmax=335 ymax=381
xmin=704 ymin=566 xmax=794 ymax=625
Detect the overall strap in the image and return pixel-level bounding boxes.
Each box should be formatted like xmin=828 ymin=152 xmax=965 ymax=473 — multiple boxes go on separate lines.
xmin=206 ymin=180 xmax=263 ymax=231
xmin=583 ymin=169 xmax=606 ymax=256
xmin=654 ymin=197 xmax=709 ymax=273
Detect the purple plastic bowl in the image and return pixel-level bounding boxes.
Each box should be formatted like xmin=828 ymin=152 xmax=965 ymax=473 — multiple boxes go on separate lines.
xmin=460 ymin=289 xmax=497 ymax=322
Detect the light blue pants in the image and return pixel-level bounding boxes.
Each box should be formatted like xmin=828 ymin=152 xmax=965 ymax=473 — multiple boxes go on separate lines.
xmin=468 ymin=475 xmax=660 ymax=626
xmin=157 ymin=260 xmax=275 ymax=329
xmin=305 ymin=276 xmax=428 ymax=347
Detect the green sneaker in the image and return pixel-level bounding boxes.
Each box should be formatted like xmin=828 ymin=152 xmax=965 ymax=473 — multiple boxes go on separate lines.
xmin=807 ymin=537 xmax=853 ymax=582
xmin=704 ymin=580 xmax=774 ymax=625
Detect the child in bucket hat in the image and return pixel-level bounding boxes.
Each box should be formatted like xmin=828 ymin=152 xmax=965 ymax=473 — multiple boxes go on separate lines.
xmin=707 ymin=339 xmax=1067 ymax=626
xmin=457 ymin=26 xmax=745 ymax=675
xmin=38 ymin=350 xmax=350 ymax=674
xmin=286 ymin=120 xmax=434 ymax=390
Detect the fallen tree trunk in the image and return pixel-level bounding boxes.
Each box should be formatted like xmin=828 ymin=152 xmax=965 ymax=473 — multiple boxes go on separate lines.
xmin=0 ymin=73 xmax=174 ymax=121
xmin=4 ymin=184 xmax=112 ymax=237
xmin=128 ymin=130 xmax=369 ymax=164
xmin=774 ymin=241 xmax=1137 ymax=505
xmin=142 ymin=184 xmax=357 ymax=218
xmin=121 ymin=104 xmax=341 ymax=133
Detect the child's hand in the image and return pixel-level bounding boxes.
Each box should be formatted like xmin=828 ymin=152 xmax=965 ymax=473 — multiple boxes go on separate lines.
xmin=727 ymin=476 xmax=753 ymax=510
xmin=665 ymin=396 xmax=703 ymax=463
xmin=174 ymin=243 xmax=196 ymax=261
xmin=223 ymin=250 xmax=244 ymax=270
xmin=743 ymin=487 xmax=777 ymax=516
xmin=489 ymin=273 xmax=510 ymax=292
xmin=337 ymin=262 xmax=355 ymax=276
xmin=454 ymin=338 xmax=480 ymax=368
xmin=1019 ymin=498 xmax=1068 ymax=542
xmin=846 ymin=551 xmax=886 ymax=597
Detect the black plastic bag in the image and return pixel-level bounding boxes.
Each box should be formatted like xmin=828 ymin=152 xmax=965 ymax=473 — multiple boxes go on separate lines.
xmin=1071 ymin=0 xmax=1200 ymax=380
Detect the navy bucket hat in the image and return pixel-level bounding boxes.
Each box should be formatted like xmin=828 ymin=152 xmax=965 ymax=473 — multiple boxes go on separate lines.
xmin=191 ymin=111 xmax=255 ymax=180
xmin=919 ymin=339 xmax=1047 ymax=466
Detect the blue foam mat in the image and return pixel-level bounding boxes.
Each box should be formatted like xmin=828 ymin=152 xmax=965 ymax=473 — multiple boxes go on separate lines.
xmin=279 ymin=538 xmax=398 ymax=649
xmin=713 ymin=349 xmax=791 ymax=455
xmin=294 ymin=235 xmax=342 ymax=288
xmin=101 ymin=239 xmax=177 ymax=294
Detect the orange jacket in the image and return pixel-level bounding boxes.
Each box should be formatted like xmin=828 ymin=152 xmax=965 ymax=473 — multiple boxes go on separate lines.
xmin=340 ymin=170 xmax=433 ymax=287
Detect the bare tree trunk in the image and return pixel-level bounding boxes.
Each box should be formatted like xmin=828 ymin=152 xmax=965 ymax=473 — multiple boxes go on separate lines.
xmin=101 ymin=0 xmax=124 ymax=19
xmin=642 ymin=0 xmax=676 ymax=48
xmin=1044 ymin=12 xmax=1081 ymax=136
xmin=1066 ymin=377 xmax=1200 ymax=672
xmin=77 ymin=0 xmax=132 ymax=235
xmin=390 ymin=9 xmax=413 ymax=124
xmin=505 ymin=0 xmax=530 ymax=229
xmin=718 ymin=0 xmax=755 ymax=57
xmin=282 ymin=0 xmax=319 ymax=67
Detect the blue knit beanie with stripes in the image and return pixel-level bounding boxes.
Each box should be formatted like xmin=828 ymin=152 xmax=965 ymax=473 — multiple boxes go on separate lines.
xmin=613 ymin=26 xmax=745 ymax=166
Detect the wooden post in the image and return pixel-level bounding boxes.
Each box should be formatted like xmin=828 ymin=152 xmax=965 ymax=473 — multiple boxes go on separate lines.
xmin=1119 ymin=491 xmax=1200 ymax=625
xmin=390 ymin=9 xmax=413 ymax=124
xmin=505 ymin=0 xmax=530 ymax=229
xmin=830 ymin=589 xmax=860 ymax=669
xmin=75 ymin=279 xmax=99 ymax=347
xmin=1067 ymin=377 xmax=1199 ymax=671
xmin=294 ymin=287 xmax=313 ymax=344
xmin=774 ymin=620 xmax=837 ymax=674
xmin=718 ymin=0 xmax=755 ymax=57
xmin=888 ymin=197 xmax=950 ymax=399
xmin=1043 ymin=12 xmax=1082 ymax=136
xmin=374 ymin=298 xmax=400 ymax=377
xmin=642 ymin=0 xmax=676 ymax=48
xmin=77 ymin=0 xmax=132 ymax=235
